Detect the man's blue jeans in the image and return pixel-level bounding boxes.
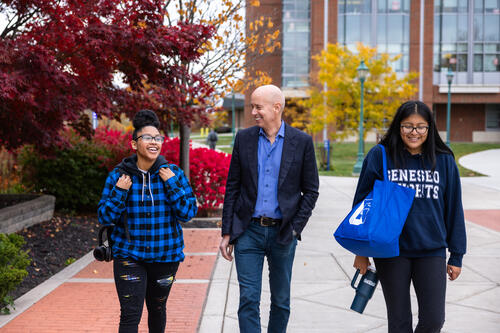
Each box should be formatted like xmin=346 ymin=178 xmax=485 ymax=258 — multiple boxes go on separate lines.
xmin=234 ymin=221 xmax=297 ymax=333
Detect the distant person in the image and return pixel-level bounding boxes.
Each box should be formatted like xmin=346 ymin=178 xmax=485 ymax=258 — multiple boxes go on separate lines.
xmin=98 ymin=109 xmax=198 ymax=332
xmin=352 ymin=101 xmax=466 ymax=332
xmin=219 ymin=84 xmax=319 ymax=332
xmin=207 ymin=128 xmax=218 ymax=150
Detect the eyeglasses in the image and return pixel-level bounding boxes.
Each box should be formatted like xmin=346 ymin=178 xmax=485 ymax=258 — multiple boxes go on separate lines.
xmin=400 ymin=125 xmax=429 ymax=135
xmin=135 ymin=134 xmax=165 ymax=143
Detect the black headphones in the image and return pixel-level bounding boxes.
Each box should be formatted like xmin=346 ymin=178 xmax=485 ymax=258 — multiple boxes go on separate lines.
xmin=93 ymin=225 xmax=114 ymax=262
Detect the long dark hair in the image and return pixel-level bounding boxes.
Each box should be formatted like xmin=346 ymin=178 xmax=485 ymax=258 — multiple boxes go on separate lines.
xmin=379 ymin=100 xmax=453 ymax=169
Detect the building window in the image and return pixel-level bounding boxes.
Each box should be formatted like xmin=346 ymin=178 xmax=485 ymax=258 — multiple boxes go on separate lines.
xmin=434 ymin=0 xmax=500 ymax=84
xmin=282 ymin=0 xmax=310 ymax=88
xmin=338 ymin=0 xmax=410 ymax=72
xmin=486 ymin=104 xmax=500 ymax=130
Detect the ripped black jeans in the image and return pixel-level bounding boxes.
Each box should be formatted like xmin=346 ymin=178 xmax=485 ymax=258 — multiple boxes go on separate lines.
xmin=113 ymin=258 xmax=179 ymax=333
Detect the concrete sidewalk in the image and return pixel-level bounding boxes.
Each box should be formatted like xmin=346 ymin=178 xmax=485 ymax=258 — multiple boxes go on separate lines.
xmin=1 ymin=149 xmax=499 ymax=332
xmin=200 ymin=149 xmax=500 ymax=333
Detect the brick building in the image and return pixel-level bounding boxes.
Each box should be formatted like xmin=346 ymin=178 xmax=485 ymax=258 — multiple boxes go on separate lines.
xmin=245 ymin=0 xmax=500 ymax=142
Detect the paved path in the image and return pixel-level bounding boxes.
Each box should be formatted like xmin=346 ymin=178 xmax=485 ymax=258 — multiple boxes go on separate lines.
xmin=1 ymin=149 xmax=499 ymax=332
xmin=0 ymin=229 xmax=220 ymax=332
xmin=200 ymin=149 xmax=500 ymax=333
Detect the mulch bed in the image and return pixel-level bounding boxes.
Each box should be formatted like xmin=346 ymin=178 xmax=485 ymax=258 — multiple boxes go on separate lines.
xmin=9 ymin=214 xmax=100 ymax=301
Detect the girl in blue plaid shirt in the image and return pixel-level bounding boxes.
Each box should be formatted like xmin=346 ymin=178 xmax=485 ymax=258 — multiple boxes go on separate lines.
xmin=98 ymin=110 xmax=197 ymax=333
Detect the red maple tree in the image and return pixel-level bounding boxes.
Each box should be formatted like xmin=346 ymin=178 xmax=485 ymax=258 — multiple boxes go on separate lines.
xmin=0 ymin=0 xmax=214 ymax=151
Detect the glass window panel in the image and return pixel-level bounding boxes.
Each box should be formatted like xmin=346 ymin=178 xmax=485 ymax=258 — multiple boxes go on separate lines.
xmin=402 ymin=54 xmax=409 ymax=71
xmin=458 ymin=0 xmax=468 ymax=12
xmin=434 ymin=14 xmax=442 ymax=42
xmin=345 ymin=15 xmax=361 ymax=42
xmin=457 ymin=54 xmax=468 ymax=71
xmin=475 ymin=0 xmax=484 ymax=12
xmin=484 ymin=15 xmax=500 ymax=41
xmin=486 ymin=105 xmax=500 ymax=129
xmin=458 ymin=15 xmax=468 ymax=41
xmin=295 ymin=22 xmax=310 ymax=32
xmin=402 ymin=0 xmax=410 ymax=13
xmin=434 ymin=54 xmax=441 ymax=71
xmin=378 ymin=44 xmax=388 ymax=52
xmin=338 ymin=0 xmax=345 ymax=13
xmin=387 ymin=44 xmax=402 ymax=53
xmin=387 ymin=15 xmax=403 ymax=42
xmin=338 ymin=15 xmax=345 ymax=44
xmin=457 ymin=43 xmax=468 ymax=52
xmin=378 ymin=0 xmax=387 ymax=12
xmin=485 ymin=0 xmax=500 ymax=13
xmin=442 ymin=43 xmax=457 ymax=52
xmin=442 ymin=15 xmax=458 ymax=41
xmin=474 ymin=54 xmax=484 ymax=70
xmin=403 ymin=15 xmax=410 ymax=42
xmin=389 ymin=0 xmax=402 ymax=13
xmin=474 ymin=14 xmax=484 ymax=40
xmin=435 ymin=0 xmax=442 ymax=10
xmin=377 ymin=17 xmax=387 ymax=43
xmin=346 ymin=0 xmax=371 ymax=13
xmin=485 ymin=43 xmax=498 ymax=52
xmin=360 ymin=14 xmax=371 ymax=44
xmin=474 ymin=43 xmax=484 ymax=52
xmin=484 ymin=54 xmax=500 ymax=71
xmin=443 ymin=0 xmax=459 ymax=12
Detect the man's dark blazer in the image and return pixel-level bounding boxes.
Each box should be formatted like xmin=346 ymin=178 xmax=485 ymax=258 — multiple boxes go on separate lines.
xmin=222 ymin=123 xmax=319 ymax=245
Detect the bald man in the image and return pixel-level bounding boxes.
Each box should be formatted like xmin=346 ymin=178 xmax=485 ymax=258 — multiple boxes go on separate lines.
xmin=220 ymin=85 xmax=319 ymax=332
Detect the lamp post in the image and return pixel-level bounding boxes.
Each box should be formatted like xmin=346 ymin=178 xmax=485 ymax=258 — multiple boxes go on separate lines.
xmin=231 ymin=89 xmax=235 ymax=147
xmin=446 ymin=67 xmax=454 ymax=146
xmin=353 ymin=60 xmax=369 ymax=175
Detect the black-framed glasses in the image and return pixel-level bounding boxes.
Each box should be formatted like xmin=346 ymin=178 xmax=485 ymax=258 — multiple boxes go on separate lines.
xmin=136 ymin=134 xmax=165 ymax=143
xmin=400 ymin=125 xmax=429 ymax=135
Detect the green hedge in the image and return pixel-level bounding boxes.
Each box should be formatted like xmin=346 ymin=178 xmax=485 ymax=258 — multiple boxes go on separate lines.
xmin=19 ymin=139 xmax=109 ymax=212
xmin=0 ymin=233 xmax=31 ymax=314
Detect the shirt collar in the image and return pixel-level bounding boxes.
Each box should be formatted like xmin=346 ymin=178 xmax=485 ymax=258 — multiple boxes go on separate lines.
xmin=259 ymin=120 xmax=285 ymax=139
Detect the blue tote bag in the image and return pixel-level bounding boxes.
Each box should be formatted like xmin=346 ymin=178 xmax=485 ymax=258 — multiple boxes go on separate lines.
xmin=334 ymin=145 xmax=416 ymax=258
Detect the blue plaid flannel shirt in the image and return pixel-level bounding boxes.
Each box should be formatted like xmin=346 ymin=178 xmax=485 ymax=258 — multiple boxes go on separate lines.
xmin=98 ymin=161 xmax=197 ymax=262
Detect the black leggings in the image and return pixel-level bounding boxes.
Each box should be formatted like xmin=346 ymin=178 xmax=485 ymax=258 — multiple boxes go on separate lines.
xmin=113 ymin=258 xmax=179 ymax=333
xmin=374 ymin=256 xmax=446 ymax=333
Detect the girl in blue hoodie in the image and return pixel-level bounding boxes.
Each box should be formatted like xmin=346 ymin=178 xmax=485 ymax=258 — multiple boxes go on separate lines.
xmin=353 ymin=101 xmax=466 ymax=333
xmin=98 ymin=110 xmax=198 ymax=333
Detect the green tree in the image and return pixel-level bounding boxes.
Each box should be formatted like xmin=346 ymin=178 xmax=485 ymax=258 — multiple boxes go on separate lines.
xmin=301 ymin=43 xmax=418 ymax=141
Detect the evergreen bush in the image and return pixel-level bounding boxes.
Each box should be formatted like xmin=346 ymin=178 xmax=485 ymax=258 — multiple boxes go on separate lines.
xmin=0 ymin=233 xmax=31 ymax=314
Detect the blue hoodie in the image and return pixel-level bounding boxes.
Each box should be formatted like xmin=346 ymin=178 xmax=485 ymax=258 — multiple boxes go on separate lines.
xmin=353 ymin=145 xmax=466 ymax=267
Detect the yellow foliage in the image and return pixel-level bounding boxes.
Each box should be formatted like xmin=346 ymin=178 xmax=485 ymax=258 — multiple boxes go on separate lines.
xmin=250 ymin=0 xmax=260 ymax=6
xmin=301 ymin=43 xmax=418 ymax=141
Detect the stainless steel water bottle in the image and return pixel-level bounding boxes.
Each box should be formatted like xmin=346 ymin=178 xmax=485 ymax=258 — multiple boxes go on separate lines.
xmin=350 ymin=266 xmax=378 ymax=314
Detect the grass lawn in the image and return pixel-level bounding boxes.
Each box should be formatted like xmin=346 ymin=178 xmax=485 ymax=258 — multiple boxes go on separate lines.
xmin=191 ymin=133 xmax=234 ymax=146
xmin=317 ymin=142 xmax=500 ymax=177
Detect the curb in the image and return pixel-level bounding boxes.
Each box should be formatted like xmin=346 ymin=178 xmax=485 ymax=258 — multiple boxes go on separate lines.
xmin=0 ymin=251 xmax=95 ymax=328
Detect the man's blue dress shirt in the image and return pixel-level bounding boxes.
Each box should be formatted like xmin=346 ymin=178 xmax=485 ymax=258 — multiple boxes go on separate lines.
xmin=253 ymin=121 xmax=285 ymax=219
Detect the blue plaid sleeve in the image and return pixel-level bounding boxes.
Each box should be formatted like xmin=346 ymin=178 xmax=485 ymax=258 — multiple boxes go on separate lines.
xmin=164 ymin=165 xmax=198 ymax=222
xmin=98 ymin=170 xmax=127 ymax=225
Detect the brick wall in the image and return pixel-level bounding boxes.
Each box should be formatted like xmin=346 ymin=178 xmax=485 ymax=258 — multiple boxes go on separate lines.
xmin=435 ymin=104 xmax=485 ymax=142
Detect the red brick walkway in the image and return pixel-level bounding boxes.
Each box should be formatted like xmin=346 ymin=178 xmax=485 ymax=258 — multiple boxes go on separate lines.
xmin=465 ymin=210 xmax=500 ymax=232
xmin=1 ymin=229 xmax=220 ymax=333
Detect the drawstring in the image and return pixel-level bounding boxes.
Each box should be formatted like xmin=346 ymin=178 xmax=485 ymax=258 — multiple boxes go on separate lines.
xmin=148 ymin=172 xmax=154 ymax=207
xmin=140 ymin=172 xmax=154 ymax=207
xmin=141 ymin=173 xmax=145 ymax=202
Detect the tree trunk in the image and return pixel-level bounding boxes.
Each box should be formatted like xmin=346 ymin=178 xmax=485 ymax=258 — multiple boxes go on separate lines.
xmin=179 ymin=123 xmax=190 ymax=180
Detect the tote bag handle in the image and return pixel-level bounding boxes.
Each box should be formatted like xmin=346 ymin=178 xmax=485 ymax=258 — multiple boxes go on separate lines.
xmin=379 ymin=144 xmax=387 ymax=182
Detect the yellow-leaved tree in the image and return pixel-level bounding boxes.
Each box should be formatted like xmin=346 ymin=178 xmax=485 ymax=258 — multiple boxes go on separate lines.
xmin=301 ymin=43 xmax=418 ymax=141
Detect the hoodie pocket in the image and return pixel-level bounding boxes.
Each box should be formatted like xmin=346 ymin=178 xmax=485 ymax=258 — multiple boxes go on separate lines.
xmin=399 ymin=214 xmax=446 ymax=252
